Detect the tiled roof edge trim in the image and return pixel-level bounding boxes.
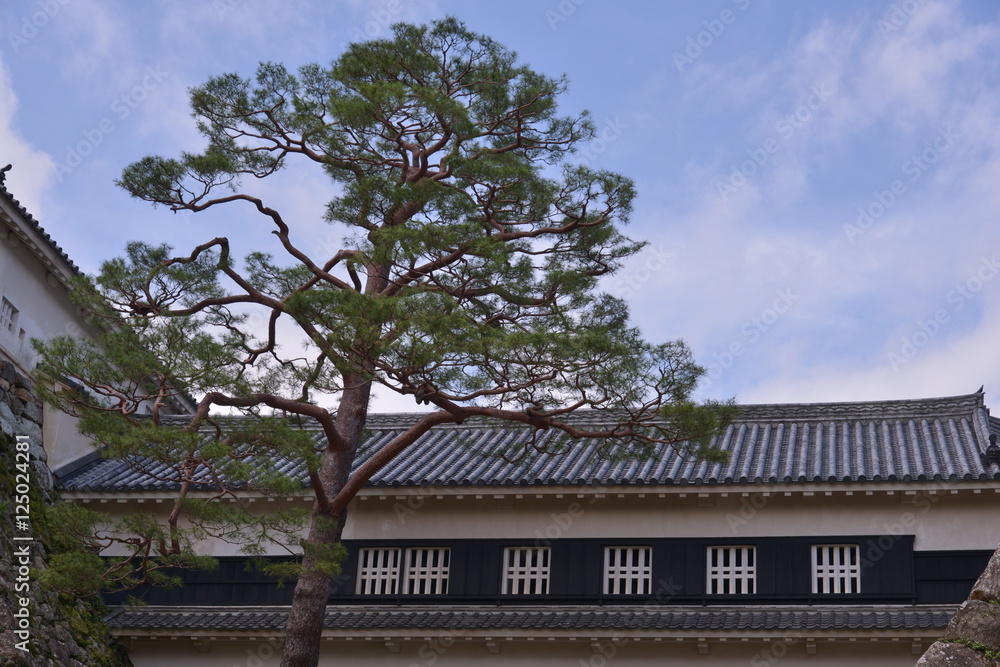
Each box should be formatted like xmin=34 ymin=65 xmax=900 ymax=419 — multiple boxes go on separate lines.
xmin=0 ymin=167 xmax=82 ymax=277
xmin=104 ymin=604 xmax=958 ymax=633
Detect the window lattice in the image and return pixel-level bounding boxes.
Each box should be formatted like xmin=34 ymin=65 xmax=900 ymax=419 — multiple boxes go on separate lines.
xmin=356 ymin=548 xmax=400 ymax=595
xmin=707 ymin=546 xmax=756 ymax=594
xmin=0 ymin=298 xmax=17 ymax=333
xmin=502 ymin=547 xmax=550 ymax=595
xmin=603 ymin=546 xmax=652 ymax=595
xmin=403 ymin=547 xmax=450 ymax=594
xmin=812 ymin=544 xmax=860 ymax=594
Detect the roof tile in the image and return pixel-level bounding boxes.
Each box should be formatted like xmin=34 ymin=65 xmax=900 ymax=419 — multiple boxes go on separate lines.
xmin=107 ymin=605 xmax=955 ymax=633
xmin=62 ymin=392 xmax=1000 ymax=492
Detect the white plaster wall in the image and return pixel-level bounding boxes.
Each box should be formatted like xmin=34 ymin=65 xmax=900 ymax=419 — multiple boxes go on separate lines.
xmin=41 ymin=402 xmax=94 ymax=471
xmin=0 ymin=214 xmax=98 ymax=470
xmin=341 ymin=490 xmax=1000 ymax=552
xmin=91 ymin=487 xmax=1000 ymax=556
xmin=0 ymin=226 xmax=83 ymax=372
xmin=121 ymin=637 xmax=927 ymax=667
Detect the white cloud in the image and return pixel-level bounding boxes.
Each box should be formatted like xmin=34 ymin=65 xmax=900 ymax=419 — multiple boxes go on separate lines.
xmin=0 ymin=56 xmax=55 ymax=218
xmin=51 ymin=0 xmax=136 ymax=89
xmin=744 ymin=299 xmax=1000 ymax=404
xmin=653 ymin=0 xmax=1000 ymax=405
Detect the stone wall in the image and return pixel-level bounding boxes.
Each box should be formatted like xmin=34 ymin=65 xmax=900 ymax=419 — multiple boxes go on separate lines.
xmin=0 ymin=359 xmax=130 ymax=667
xmin=917 ymin=547 xmax=1000 ymax=666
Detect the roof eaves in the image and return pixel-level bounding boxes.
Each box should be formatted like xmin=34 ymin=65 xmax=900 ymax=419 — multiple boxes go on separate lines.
xmin=0 ymin=165 xmax=83 ymax=280
xmin=104 ymin=604 xmax=958 ymax=636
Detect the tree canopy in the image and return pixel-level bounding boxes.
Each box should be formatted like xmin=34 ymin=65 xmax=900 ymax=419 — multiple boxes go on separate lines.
xmin=35 ymin=17 xmax=735 ymax=667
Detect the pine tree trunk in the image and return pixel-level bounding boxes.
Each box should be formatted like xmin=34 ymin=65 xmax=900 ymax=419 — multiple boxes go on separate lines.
xmin=279 ymin=514 xmax=343 ymax=667
xmin=280 ymin=375 xmax=373 ymax=666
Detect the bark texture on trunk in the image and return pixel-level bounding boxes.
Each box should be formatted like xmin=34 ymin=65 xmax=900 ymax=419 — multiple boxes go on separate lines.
xmin=280 ymin=376 xmax=374 ymax=667
xmin=279 ymin=514 xmax=343 ymax=667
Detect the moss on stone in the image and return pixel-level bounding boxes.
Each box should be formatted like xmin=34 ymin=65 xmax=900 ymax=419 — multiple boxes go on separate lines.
xmin=948 ymin=638 xmax=1000 ymax=660
xmin=0 ymin=422 xmax=130 ymax=666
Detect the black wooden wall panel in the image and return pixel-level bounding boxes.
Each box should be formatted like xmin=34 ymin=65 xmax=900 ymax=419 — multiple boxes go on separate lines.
xmin=549 ymin=541 xmax=573 ymax=595
xmin=914 ymin=550 xmax=992 ymax=604
xmin=103 ymin=537 xmax=983 ymax=607
xmin=755 ymin=540 xmax=779 ymax=595
xmin=681 ymin=540 xmax=704 ymax=596
xmin=448 ymin=542 xmax=469 ymax=596
xmin=475 ymin=540 xmax=501 ymax=596
xmin=333 ymin=543 xmax=358 ymax=597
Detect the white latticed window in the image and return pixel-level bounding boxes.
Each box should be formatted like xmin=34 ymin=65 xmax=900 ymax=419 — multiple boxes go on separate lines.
xmin=0 ymin=297 xmax=17 ymax=334
xmin=502 ymin=547 xmax=550 ymax=594
xmin=356 ymin=548 xmax=401 ymax=595
xmin=403 ymin=547 xmax=451 ymax=594
xmin=707 ymin=546 xmax=756 ymax=594
xmin=603 ymin=546 xmax=652 ymax=595
xmin=812 ymin=544 xmax=860 ymax=594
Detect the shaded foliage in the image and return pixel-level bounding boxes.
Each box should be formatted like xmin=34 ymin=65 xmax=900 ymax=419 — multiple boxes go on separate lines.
xmin=34 ymin=17 xmax=736 ymax=666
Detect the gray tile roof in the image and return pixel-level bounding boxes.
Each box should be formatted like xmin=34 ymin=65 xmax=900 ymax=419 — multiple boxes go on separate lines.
xmin=105 ymin=604 xmax=955 ymax=634
xmin=0 ymin=165 xmax=82 ymax=277
xmin=59 ymin=391 xmax=1000 ymax=492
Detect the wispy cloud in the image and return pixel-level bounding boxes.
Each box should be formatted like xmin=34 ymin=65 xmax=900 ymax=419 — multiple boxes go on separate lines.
xmin=0 ymin=56 xmax=55 ymax=218
xmin=644 ymin=0 xmax=1000 ymax=402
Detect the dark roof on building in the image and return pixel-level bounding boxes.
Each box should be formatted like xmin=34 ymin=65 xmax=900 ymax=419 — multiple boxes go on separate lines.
xmin=105 ymin=604 xmax=955 ymax=634
xmin=0 ymin=165 xmax=82 ymax=277
xmin=59 ymin=391 xmax=1000 ymax=492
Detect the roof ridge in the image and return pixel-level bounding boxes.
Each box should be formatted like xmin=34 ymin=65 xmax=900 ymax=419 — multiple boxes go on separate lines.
xmin=732 ymin=391 xmax=985 ymax=422
xmin=62 ymin=392 xmax=1000 ymax=492
xmin=156 ymin=391 xmax=987 ymax=431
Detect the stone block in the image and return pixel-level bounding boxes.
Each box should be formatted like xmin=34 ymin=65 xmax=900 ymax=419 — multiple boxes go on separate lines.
xmin=29 ymin=440 xmax=47 ymax=466
xmin=0 ymin=360 xmax=15 ymax=385
xmin=31 ymin=462 xmax=53 ymax=493
xmin=21 ymin=400 xmax=42 ymax=425
xmin=12 ymin=386 xmax=32 ymax=400
xmin=971 ymin=548 xmax=1000 ymax=603
xmin=12 ymin=371 xmax=33 ymax=392
xmin=6 ymin=395 xmax=24 ymax=417
xmin=0 ymin=401 xmax=14 ymax=438
xmin=942 ymin=600 xmax=1000 ymax=652
xmin=918 ymin=641 xmax=1000 ymax=666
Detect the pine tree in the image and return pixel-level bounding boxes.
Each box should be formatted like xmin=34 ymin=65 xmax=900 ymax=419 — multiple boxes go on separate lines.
xmin=35 ymin=18 xmax=735 ymax=666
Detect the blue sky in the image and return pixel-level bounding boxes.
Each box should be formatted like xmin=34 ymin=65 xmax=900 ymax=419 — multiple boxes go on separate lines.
xmin=1 ymin=0 xmax=999 ymax=410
